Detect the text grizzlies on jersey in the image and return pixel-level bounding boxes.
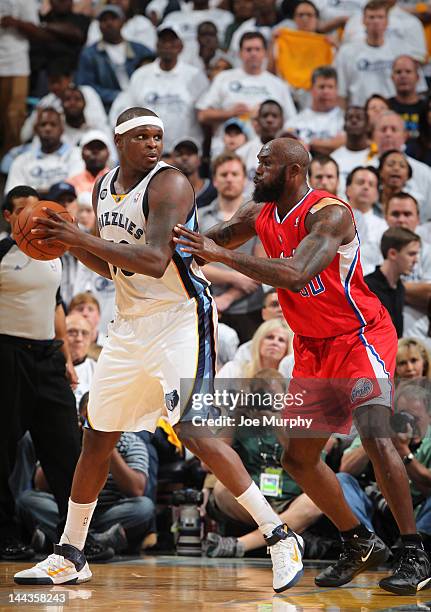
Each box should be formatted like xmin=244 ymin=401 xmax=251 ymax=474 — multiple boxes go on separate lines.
xmin=98 ymin=211 xmax=144 ymax=240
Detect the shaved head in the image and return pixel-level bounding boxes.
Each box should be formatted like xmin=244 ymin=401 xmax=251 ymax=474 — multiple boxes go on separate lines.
xmin=253 ymin=137 xmax=310 ymax=202
xmin=265 ymin=138 xmax=310 ymax=174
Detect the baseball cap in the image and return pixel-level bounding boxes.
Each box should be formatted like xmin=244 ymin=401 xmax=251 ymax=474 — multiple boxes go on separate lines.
xmin=157 ymin=24 xmax=183 ymax=41
xmin=224 ymin=118 xmax=248 ymax=134
xmin=80 ymin=130 xmax=111 ymax=149
xmin=97 ymin=4 xmax=125 ymax=20
xmin=172 ymin=138 xmax=201 ymax=155
xmin=48 ymin=182 xmax=77 ymax=201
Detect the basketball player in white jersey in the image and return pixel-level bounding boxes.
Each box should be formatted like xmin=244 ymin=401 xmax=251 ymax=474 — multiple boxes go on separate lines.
xmin=14 ymin=108 xmax=303 ymax=593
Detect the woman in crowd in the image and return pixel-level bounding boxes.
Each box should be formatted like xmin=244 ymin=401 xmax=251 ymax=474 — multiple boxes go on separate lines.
xmin=396 ymin=337 xmax=431 ymax=382
xmin=379 ymin=150 xmax=412 ymax=211
xmin=217 ymin=318 xmax=294 ymax=379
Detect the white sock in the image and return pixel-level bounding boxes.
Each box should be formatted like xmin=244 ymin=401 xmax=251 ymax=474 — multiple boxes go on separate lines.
xmin=236 ymin=481 xmax=282 ymax=537
xmin=59 ymin=498 xmax=97 ymax=551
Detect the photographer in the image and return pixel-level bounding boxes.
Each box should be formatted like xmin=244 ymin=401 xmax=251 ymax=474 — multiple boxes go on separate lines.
xmin=203 ymin=370 xmax=331 ymax=559
xmin=337 ymin=380 xmax=431 ymax=546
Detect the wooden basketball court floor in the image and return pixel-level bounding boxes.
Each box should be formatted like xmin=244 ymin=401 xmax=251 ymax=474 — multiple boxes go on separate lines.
xmin=2 ymin=557 xmax=431 ymax=611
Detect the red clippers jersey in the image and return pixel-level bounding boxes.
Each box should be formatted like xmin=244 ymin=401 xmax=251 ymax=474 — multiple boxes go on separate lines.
xmin=255 ymin=188 xmax=382 ymax=338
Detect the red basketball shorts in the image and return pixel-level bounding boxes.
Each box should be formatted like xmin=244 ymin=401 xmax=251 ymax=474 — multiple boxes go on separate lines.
xmin=284 ymin=307 xmax=397 ymax=434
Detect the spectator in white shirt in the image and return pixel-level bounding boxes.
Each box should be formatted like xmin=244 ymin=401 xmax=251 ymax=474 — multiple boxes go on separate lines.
xmin=65 ymin=313 xmax=97 ymax=411
xmin=222 ymin=118 xmax=249 ymax=153
xmin=5 ymin=108 xmax=84 ymax=196
xmin=284 ymin=65 xmax=345 ymax=155
xmin=364 ymin=92 xmax=390 ymax=135
xmin=229 ymin=0 xmax=281 ymax=55
xmin=346 ymin=165 xmax=387 ymax=274
xmin=197 ymin=32 xmax=296 ymax=153
xmin=20 ymin=60 xmax=108 ymax=145
xmin=336 ymin=0 xmax=397 ymax=107
xmin=370 ymin=111 xmax=431 ymax=221
xmin=118 ymin=25 xmax=208 ymax=152
xmin=237 ymin=99 xmax=284 ymax=191
xmin=384 ymin=192 xmax=431 ymax=344
xmin=308 ymin=155 xmax=339 ymax=194
xmin=162 ymin=0 xmax=233 ymax=65
xmin=342 ymin=0 xmax=427 ymax=62
xmin=86 ymin=0 xmax=157 ymax=50
xmin=332 ymin=105 xmax=370 ymax=198
xmin=378 ymin=149 xmax=412 ymax=212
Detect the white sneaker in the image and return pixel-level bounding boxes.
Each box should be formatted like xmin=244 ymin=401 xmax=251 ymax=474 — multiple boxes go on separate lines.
xmin=14 ymin=543 xmax=92 ymax=585
xmin=265 ymin=524 xmax=304 ymax=593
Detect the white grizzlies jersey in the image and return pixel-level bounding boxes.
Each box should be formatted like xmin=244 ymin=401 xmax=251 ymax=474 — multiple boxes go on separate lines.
xmin=97 ymin=161 xmax=210 ymax=316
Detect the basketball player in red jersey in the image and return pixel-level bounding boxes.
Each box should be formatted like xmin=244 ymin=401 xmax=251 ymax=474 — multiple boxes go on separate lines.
xmin=174 ymin=137 xmax=431 ymax=595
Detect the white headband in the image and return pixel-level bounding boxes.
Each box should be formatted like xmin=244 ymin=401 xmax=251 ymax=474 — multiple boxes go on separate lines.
xmin=114 ymin=116 xmax=164 ymax=135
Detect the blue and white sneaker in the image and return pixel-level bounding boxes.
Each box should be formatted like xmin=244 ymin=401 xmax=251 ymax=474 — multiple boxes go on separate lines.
xmin=14 ymin=543 xmax=92 ymax=585
xmin=265 ymin=524 xmax=304 ymax=593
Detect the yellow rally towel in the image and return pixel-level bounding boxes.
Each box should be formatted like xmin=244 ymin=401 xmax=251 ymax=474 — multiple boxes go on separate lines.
xmin=415 ymin=4 xmax=431 ymax=58
xmin=275 ymin=29 xmax=334 ymax=90
xmin=157 ymin=416 xmax=183 ymax=452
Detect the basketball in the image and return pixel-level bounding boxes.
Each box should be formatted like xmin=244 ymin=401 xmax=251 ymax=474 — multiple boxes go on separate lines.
xmin=14 ymin=200 xmax=73 ymax=261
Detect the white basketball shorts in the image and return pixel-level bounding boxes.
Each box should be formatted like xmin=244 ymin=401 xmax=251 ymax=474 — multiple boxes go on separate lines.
xmin=86 ymin=293 xmax=217 ymax=432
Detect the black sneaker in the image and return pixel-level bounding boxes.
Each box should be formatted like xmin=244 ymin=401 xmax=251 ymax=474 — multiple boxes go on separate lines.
xmin=379 ymin=545 xmax=431 ymax=595
xmin=315 ymin=532 xmax=389 ymax=587
xmin=90 ymin=524 xmax=128 ymax=554
xmin=84 ymin=536 xmax=115 ymax=562
xmin=0 ymin=536 xmax=35 ymax=561
xmin=203 ymin=533 xmax=245 ymax=558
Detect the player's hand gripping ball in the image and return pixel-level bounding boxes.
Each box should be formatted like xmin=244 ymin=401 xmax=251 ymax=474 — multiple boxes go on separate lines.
xmin=14 ymin=200 xmax=73 ymax=261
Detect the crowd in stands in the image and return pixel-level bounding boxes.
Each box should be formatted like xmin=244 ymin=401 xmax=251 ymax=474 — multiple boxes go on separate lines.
xmin=1 ymin=0 xmax=431 ymax=562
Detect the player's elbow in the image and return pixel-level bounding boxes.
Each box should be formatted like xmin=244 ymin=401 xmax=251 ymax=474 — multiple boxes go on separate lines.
xmin=147 ymin=253 xmax=170 ymax=278
xmin=286 ymin=272 xmax=306 ymax=293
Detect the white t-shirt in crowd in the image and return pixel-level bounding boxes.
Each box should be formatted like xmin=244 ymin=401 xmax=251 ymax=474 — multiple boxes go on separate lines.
xmin=217 ymin=323 xmax=240 ymax=369
xmin=73 ymin=263 xmax=115 ymax=340
xmin=229 ymin=19 xmax=275 ymax=55
xmin=163 ymin=7 xmax=233 ymax=64
xmin=74 ymin=357 xmax=97 ymax=412
xmin=237 ymin=136 xmax=263 ymax=195
xmin=284 ymin=106 xmax=345 ymax=145
xmin=0 ymin=0 xmax=39 ymax=77
xmin=353 ymin=209 xmax=388 ymax=275
xmin=313 ymin=0 xmax=367 ymax=20
xmin=342 ymin=6 xmax=427 ymax=62
xmin=20 ymin=86 xmax=109 ymax=143
xmin=196 ymin=67 xmax=296 ymax=150
xmin=104 ymin=41 xmax=130 ymax=90
xmin=368 ymin=153 xmax=431 ymax=223
xmin=218 ymin=352 xmax=294 ymax=379
xmin=402 ymin=243 xmax=431 ymax=344
xmin=335 ymin=39 xmax=397 ymax=106
xmin=331 ymin=146 xmax=370 ymax=199
xmin=120 ymin=59 xmax=208 ymax=152
xmin=86 ymin=15 xmax=157 ymax=50
xmin=5 ymin=142 xmax=84 ymax=194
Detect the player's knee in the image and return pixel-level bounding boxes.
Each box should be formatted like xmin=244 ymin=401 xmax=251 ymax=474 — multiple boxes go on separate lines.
xmin=362 ymin=436 xmax=396 ymax=461
xmin=281 ymin=447 xmax=320 ymax=473
xmin=81 ymin=429 xmax=120 ymax=460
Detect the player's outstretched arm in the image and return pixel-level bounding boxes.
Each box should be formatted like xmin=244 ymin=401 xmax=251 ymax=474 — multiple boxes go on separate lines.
xmin=175 ymin=203 xmax=354 ymax=291
xmin=31 ymin=170 xmax=194 ymax=278
xmin=203 ymin=201 xmax=262 ymax=250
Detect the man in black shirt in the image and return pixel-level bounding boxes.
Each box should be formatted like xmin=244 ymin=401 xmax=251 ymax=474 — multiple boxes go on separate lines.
xmin=388 ymin=56 xmax=427 ymax=145
xmin=365 ymin=226 xmax=421 ymax=337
